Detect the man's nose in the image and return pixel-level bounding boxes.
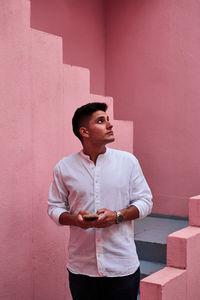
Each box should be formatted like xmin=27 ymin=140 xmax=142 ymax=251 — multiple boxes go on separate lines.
xmin=106 ymin=121 xmax=113 ymax=129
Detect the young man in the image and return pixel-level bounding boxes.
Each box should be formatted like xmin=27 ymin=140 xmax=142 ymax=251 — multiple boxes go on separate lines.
xmin=48 ymin=102 xmax=153 ymax=300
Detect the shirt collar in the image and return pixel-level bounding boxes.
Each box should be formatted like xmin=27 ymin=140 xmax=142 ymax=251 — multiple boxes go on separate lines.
xmin=79 ymin=147 xmax=110 ymax=163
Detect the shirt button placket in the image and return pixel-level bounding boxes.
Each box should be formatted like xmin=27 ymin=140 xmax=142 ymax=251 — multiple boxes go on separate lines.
xmin=94 ymin=162 xmax=104 ymax=275
xmin=95 ymin=229 xmax=104 ymax=276
xmin=94 ymin=165 xmax=100 ymax=213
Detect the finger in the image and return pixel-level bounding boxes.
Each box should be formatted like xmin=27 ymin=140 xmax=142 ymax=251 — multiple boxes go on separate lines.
xmin=78 ymin=213 xmax=83 ymax=219
xmin=97 ymin=213 xmax=107 ymax=221
xmin=96 ymin=208 xmax=107 ymax=215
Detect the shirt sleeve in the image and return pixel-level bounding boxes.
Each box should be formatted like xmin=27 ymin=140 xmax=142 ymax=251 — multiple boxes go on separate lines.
xmin=129 ymin=157 xmax=153 ymax=219
xmin=47 ymin=164 xmax=70 ymax=225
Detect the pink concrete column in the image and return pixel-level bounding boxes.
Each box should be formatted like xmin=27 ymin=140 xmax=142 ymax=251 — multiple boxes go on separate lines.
xmin=189 ymin=195 xmax=200 ymax=226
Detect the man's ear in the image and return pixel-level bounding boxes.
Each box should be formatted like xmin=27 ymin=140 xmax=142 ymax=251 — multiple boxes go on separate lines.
xmin=79 ymin=126 xmax=89 ymax=139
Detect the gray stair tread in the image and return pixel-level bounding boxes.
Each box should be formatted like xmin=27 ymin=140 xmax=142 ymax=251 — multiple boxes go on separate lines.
xmin=140 ymin=260 xmax=165 ymax=276
xmin=134 ymin=216 xmax=189 ymax=244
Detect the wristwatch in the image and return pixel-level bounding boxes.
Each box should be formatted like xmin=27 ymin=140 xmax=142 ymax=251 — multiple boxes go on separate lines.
xmin=115 ymin=211 xmax=124 ymax=224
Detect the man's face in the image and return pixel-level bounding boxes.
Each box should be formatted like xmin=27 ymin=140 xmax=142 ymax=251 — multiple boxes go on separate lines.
xmin=82 ymin=110 xmax=115 ymax=146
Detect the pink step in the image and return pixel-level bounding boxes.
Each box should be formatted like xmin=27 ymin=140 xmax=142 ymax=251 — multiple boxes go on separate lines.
xmin=167 ymin=226 xmax=200 ymax=300
xmin=141 ymin=196 xmax=200 ymax=300
xmin=140 ymin=267 xmax=187 ymax=300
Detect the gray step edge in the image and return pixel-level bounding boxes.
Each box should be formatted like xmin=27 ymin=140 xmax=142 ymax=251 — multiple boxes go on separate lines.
xmin=135 ymin=240 xmax=166 ymax=264
xmin=139 ymin=260 xmax=165 ymax=278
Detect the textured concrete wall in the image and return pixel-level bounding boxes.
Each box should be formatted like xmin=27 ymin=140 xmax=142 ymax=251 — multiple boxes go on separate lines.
xmin=0 ymin=1 xmax=133 ymax=299
xmin=106 ymin=0 xmax=200 ymax=217
xmin=0 ymin=1 xmax=34 ymax=298
xmin=0 ymin=1 xmax=69 ymax=298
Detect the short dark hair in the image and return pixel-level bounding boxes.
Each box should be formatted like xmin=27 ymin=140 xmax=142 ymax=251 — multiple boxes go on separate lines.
xmin=72 ymin=102 xmax=108 ymax=141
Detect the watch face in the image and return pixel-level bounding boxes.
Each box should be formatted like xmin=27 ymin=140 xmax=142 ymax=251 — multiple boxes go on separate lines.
xmin=117 ymin=212 xmax=124 ymax=223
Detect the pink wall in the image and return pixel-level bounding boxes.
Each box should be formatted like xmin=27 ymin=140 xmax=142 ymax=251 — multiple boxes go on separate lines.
xmin=0 ymin=1 xmax=70 ymax=298
xmin=31 ymin=0 xmax=106 ymax=95
xmin=1 ymin=1 xmax=133 ymax=299
xmin=106 ymin=0 xmax=200 ymax=217
xmin=0 ymin=1 xmax=33 ymax=297
xmin=31 ymin=0 xmax=200 ymax=216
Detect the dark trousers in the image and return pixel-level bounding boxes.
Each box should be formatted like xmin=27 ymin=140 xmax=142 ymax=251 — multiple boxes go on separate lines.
xmin=68 ymin=267 xmax=140 ymax=300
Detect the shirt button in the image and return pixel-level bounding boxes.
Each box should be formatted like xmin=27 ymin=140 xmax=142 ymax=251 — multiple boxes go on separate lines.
xmin=96 ymin=180 xmax=98 ymax=183
xmin=96 ymin=195 xmax=98 ymax=198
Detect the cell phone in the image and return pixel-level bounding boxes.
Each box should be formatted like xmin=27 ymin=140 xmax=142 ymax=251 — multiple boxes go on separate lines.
xmin=83 ymin=214 xmax=99 ymax=221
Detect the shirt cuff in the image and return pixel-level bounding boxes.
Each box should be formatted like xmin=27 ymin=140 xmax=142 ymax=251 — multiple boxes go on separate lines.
xmin=48 ymin=207 xmax=69 ymax=226
xmin=131 ymin=200 xmax=153 ymax=220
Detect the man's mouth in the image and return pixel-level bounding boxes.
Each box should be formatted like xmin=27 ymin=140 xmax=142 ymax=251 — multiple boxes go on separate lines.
xmin=106 ymin=131 xmax=114 ymax=135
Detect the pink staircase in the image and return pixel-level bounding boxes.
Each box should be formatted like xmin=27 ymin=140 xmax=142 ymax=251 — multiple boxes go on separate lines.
xmin=0 ymin=1 xmax=133 ymax=299
xmin=140 ymin=195 xmax=200 ymax=300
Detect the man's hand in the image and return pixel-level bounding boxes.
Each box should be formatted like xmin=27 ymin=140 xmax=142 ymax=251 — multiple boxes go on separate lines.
xmin=75 ymin=210 xmax=98 ymax=229
xmin=59 ymin=210 xmax=97 ymax=229
xmin=76 ymin=208 xmax=117 ymax=229
xmin=59 ymin=206 xmax=139 ymax=228
xmin=95 ymin=208 xmax=117 ymax=228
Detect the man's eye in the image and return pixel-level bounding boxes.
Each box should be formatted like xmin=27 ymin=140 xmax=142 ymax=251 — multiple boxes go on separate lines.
xmin=97 ymin=119 xmax=104 ymax=124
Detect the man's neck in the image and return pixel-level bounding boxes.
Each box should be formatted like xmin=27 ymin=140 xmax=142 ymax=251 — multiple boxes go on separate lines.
xmin=82 ymin=144 xmax=106 ymax=165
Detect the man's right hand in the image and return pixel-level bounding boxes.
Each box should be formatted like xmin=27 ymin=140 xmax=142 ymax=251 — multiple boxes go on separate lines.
xmin=59 ymin=210 xmax=99 ymax=229
xmin=75 ymin=210 xmax=91 ymax=229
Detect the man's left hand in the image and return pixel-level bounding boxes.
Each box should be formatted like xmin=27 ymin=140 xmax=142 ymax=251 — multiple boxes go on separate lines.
xmin=94 ymin=208 xmax=117 ymax=228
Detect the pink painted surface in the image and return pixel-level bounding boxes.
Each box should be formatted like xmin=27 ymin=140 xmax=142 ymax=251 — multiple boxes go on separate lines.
xmin=189 ymin=195 xmax=200 ymax=226
xmin=31 ymin=0 xmax=106 ymax=95
xmin=141 ymin=267 xmax=187 ymax=300
xmin=106 ymin=0 xmax=200 ymax=217
xmin=141 ymin=196 xmax=200 ymax=300
xmin=1 ymin=1 xmax=133 ymax=299
xmin=31 ymin=29 xmax=70 ymax=300
xmin=167 ymin=226 xmax=200 ymax=300
xmin=0 ymin=1 xmax=33 ymax=299
xmin=31 ymin=0 xmax=200 ymax=217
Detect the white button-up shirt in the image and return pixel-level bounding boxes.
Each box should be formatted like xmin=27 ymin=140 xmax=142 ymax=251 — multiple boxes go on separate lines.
xmin=48 ymin=147 xmax=152 ymax=277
